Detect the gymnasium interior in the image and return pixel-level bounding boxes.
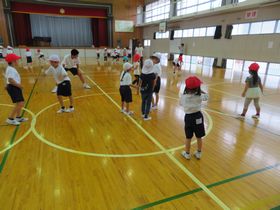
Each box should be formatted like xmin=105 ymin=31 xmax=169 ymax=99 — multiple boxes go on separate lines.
xmin=0 ymin=0 xmax=280 ymax=209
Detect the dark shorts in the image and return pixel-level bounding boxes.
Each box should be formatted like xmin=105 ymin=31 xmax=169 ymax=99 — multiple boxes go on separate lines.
xmin=184 ymin=111 xmax=205 ymax=139
xmin=57 ymin=80 xmax=72 ymax=97
xmin=7 ymin=84 xmax=24 ymax=103
xmin=0 ymin=53 xmax=3 ymax=59
xmin=65 ymin=68 xmax=78 ymax=76
xmin=119 ymin=86 xmax=132 ymax=103
xmin=27 ymin=56 xmax=32 ymax=63
xmin=173 ymin=62 xmax=180 ymax=67
xmin=39 ymin=55 xmax=44 ymax=58
xmin=97 ymin=53 xmax=100 ymax=58
xmin=153 ymin=77 xmax=161 ymax=93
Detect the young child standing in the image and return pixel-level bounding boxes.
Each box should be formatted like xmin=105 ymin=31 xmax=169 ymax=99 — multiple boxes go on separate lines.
xmin=96 ymin=48 xmax=100 ymax=60
xmin=5 ymin=53 xmax=28 ymax=126
xmin=45 ymin=54 xmax=74 ymax=113
xmin=104 ymin=48 xmax=108 ymax=61
xmin=0 ymin=46 xmax=3 ymax=59
xmin=25 ymin=48 xmax=33 ymax=69
xmin=119 ymin=62 xmax=137 ymax=115
xmin=180 ymin=76 xmax=208 ymax=160
xmin=151 ymin=53 xmax=162 ymax=110
xmin=132 ymin=54 xmax=141 ymax=94
xmin=239 ymin=63 xmax=263 ymax=119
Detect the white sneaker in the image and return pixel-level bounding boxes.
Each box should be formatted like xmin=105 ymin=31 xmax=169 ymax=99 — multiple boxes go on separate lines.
xmin=52 ymin=86 xmax=57 ymax=93
xmin=68 ymin=107 xmax=75 ymax=112
xmin=252 ymin=115 xmax=260 ymax=120
xmin=121 ymin=109 xmax=126 ymax=113
xmin=15 ymin=117 xmax=28 ymax=122
xmin=152 ymin=105 xmax=158 ymax=110
xmin=181 ymin=151 xmax=191 ymax=160
xmin=57 ymin=108 xmax=69 ymax=113
xmin=143 ymin=116 xmax=152 ymax=121
xmin=236 ymin=114 xmax=245 ymax=119
xmin=194 ymin=151 xmax=202 ymax=160
xmin=125 ymin=111 xmax=134 ymax=116
xmin=142 ymin=114 xmax=145 ymax=118
xmin=6 ymin=119 xmax=20 ymax=126
xmin=83 ymin=84 xmax=91 ymax=89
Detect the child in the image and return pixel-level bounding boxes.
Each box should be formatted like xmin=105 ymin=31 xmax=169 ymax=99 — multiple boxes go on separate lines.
xmin=5 ymin=53 xmax=28 ymax=126
xmin=123 ymin=47 xmax=127 ymax=57
xmin=6 ymin=46 xmax=14 ymax=55
xmin=151 ymin=53 xmax=162 ymax=110
xmin=96 ymin=48 xmax=100 ymax=60
xmin=104 ymin=48 xmax=108 ymax=61
xmin=25 ymin=48 xmax=32 ymax=69
xmin=116 ymin=46 xmax=121 ymax=62
xmin=45 ymin=54 xmax=74 ymax=113
xmin=111 ymin=49 xmax=117 ymax=63
xmin=180 ymin=76 xmax=208 ymax=160
xmin=123 ymin=56 xmax=129 ymax=63
xmin=127 ymin=47 xmax=132 ymax=58
xmin=139 ymin=59 xmax=156 ymax=121
xmin=135 ymin=43 xmax=144 ymax=69
xmin=51 ymin=49 xmax=91 ymax=93
xmin=119 ymin=62 xmax=137 ymax=115
xmin=132 ymin=54 xmax=141 ymax=94
xmin=0 ymin=46 xmax=3 ymax=59
xmin=239 ymin=63 xmax=263 ymax=119
xmin=173 ymin=56 xmax=182 ymax=74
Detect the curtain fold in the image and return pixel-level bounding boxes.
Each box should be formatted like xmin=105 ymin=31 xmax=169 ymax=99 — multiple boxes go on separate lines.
xmin=91 ymin=18 xmax=108 ymax=47
xmin=13 ymin=13 xmax=32 ymax=45
xmin=30 ymin=14 xmax=93 ymax=47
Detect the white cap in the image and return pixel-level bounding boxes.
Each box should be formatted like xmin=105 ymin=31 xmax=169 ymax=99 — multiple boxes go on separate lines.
xmin=142 ymin=59 xmax=154 ymax=74
xmin=123 ymin=62 xmax=133 ymax=71
xmin=48 ymin=54 xmax=60 ymax=62
xmin=152 ymin=52 xmax=161 ymax=61
xmin=0 ymin=45 xmax=3 ymax=48
xmin=7 ymin=46 xmax=13 ymax=49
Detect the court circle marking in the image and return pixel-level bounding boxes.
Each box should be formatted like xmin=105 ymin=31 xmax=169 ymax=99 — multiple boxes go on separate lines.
xmin=31 ymin=93 xmax=213 ymax=158
xmin=0 ymin=104 xmax=35 ymax=155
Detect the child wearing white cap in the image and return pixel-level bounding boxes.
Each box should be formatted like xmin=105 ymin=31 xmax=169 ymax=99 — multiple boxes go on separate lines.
xmin=120 ymin=62 xmax=138 ymax=115
xmin=151 ymin=53 xmax=162 ymax=110
xmin=139 ymin=59 xmax=156 ymax=120
xmin=45 ymin=54 xmax=74 ymax=113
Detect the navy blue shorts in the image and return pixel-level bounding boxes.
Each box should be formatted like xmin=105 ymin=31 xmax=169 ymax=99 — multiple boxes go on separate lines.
xmin=184 ymin=111 xmax=205 ymax=139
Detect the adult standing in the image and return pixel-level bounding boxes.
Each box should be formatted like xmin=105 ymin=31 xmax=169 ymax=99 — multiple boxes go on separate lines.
xmin=151 ymin=53 xmax=162 ymax=109
xmin=135 ymin=43 xmax=144 ymax=69
xmin=139 ymin=59 xmax=156 ymax=121
xmin=179 ymin=43 xmax=185 ymax=56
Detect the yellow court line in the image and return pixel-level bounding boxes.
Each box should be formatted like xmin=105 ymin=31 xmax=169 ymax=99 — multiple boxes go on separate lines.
xmin=31 ymin=93 xmax=212 ymax=157
xmin=0 ymin=104 xmax=35 ymax=154
xmin=85 ymin=75 xmax=230 ymax=210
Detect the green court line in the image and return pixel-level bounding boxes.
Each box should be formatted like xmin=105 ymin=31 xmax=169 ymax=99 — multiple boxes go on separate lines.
xmin=0 ymin=72 xmax=40 ymax=173
xmin=271 ymin=205 xmax=280 ymax=210
xmin=133 ymin=163 xmax=280 ymax=209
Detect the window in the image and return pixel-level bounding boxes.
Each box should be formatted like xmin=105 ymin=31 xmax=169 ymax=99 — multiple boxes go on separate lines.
xmin=144 ymin=40 xmax=151 ymax=47
xmin=267 ymin=63 xmax=280 ymax=76
xmin=174 ymin=30 xmax=183 ymax=38
xmin=250 ymin=21 xmax=276 ymax=34
xmin=183 ymin=29 xmax=194 ymax=37
xmin=145 ymin=0 xmax=170 ymax=23
xmin=206 ymin=26 xmax=215 ymax=36
xmin=232 ymin=23 xmax=250 ymax=35
xmin=193 ymin=27 xmax=206 ymax=37
xmin=277 ymin=21 xmax=280 ymax=33
xmin=155 ymin=31 xmax=170 ymax=39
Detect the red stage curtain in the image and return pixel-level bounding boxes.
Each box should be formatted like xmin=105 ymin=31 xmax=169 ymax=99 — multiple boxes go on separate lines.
xmin=11 ymin=2 xmax=107 ymax=18
xmin=91 ymin=18 xmax=108 ymax=47
xmin=12 ymin=13 xmax=32 ymax=45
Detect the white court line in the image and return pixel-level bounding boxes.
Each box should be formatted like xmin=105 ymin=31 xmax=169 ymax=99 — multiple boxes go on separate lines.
xmin=85 ymin=75 xmax=230 ymax=210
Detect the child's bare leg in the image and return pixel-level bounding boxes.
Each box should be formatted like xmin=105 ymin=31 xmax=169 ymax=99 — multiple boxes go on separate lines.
xmin=126 ymin=102 xmax=129 ymax=112
xmin=254 ymin=98 xmax=260 ymax=115
xmin=9 ymin=102 xmax=24 ymax=119
xmin=121 ymin=101 xmax=125 ymax=110
xmin=197 ymin=138 xmax=202 ymax=152
xmin=69 ymin=96 xmax=74 ymax=107
xmin=155 ymin=93 xmax=159 ymax=106
xmin=184 ymin=138 xmax=191 ymax=153
xmin=57 ymin=95 xmax=64 ymax=108
xmin=77 ymin=70 xmax=86 ymax=84
xmin=15 ymin=101 xmax=24 ymax=118
xmin=241 ymin=98 xmax=252 ymax=116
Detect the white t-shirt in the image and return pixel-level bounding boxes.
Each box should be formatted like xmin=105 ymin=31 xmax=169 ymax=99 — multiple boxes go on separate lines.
xmin=135 ymin=47 xmax=144 ymax=57
xmin=133 ymin=62 xmax=140 ymax=75
xmin=120 ymin=71 xmax=132 ymax=86
xmin=179 ymin=94 xmax=208 ymax=114
xmin=26 ymin=51 xmax=32 ymax=57
xmin=62 ymin=54 xmax=80 ymax=68
xmin=0 ymin=48 xmax=3 ymax=54
xmin=96 ymin=49 xmax=100 ymax=54
xmin=45 ymin=65 xmax=70 ymax=84
xmin=6 ymin=49 xmax=13 ymax=55
xmin=153 ymin=63 xmax=162 ymax=77
xmin=179 ymin=46 xmax=185 ymax=54
xmin=5 ymin=66 xmax=21 ymax=84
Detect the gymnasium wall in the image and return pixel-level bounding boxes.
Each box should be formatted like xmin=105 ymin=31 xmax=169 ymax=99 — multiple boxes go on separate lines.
xmin=0 ymin=0 xmax=9 ymax=45
xmin=142 ymin=5 xmax=280 ymax=63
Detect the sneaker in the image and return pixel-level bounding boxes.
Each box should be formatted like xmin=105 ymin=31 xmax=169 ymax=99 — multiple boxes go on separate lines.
xmin=57 ymin=108 xmax=69 ymax=113
xmin=194 ymin=151 xmax=202 ymax=160
xmin=143 ymin=116 xmax=152 ymax=121
xmin=252 ymin=114 xmax=260 ymax=120
xmin=236 ymin=114 xmax=245 ymax=119
xmin=83 ymin=84 xmax=91 ymax=89
xmin=125 ymin=111 xmax=134 ymax=116
xmin=142 ymin=114 xmax=145 ymax=118
xmin=15 ymin=117 xmax=28 ymax=122
xmin=152 ymin=105 xmax=158 ymax=110
xmin=52 ymin=86 xmax=57 ymax=93
xmin=181 ymin=151 xmax=191 ymax=160
xmin=68 ymin=107 xmax=75 ymax=113
xmin=6 ymin=119 xmax=20 ymax=126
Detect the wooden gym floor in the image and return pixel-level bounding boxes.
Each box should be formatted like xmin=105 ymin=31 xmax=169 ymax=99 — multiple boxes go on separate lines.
xmin=0 ymin=58 xmax=279 ymax=210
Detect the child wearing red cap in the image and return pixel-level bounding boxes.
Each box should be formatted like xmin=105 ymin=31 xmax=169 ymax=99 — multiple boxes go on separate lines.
xmin=132 ymin=54 xmax=141 ymax=94
xmin=180 ymin=76 xmax=208 ymax=160
xmin=25 ymin=48 xmax=32 ymax=69
xmin=239 ymin=63 xmax=263 ymax=119
xmin=5 ymin=54 xmax=28 ymax=126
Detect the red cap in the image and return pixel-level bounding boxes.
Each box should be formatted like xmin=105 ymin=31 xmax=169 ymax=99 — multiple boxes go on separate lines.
xmin=26 ymin=48 xmax=30 ymax=51
xmin=133 ymin=54 xmax=141 ymax=62
xmin=5 ymin=53 xmax=21 ymax=63
xmin=185 ymin=76 xmax=202 ymax=89
xmin=249 ymin=63 xmax=259 ymax=71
